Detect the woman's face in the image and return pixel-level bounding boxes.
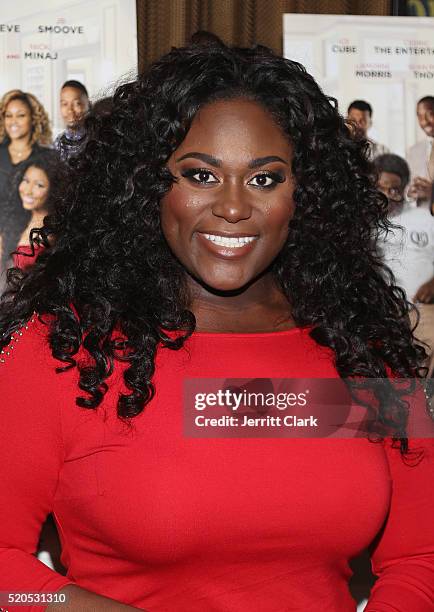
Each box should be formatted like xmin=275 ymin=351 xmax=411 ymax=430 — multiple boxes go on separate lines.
xmin=18 ymin=166 xmax=50 ymax=212
xmin=4 ymin=99 xmax=32 ymax=142
xmin=160 ymin=98 xmax=295 ymax=292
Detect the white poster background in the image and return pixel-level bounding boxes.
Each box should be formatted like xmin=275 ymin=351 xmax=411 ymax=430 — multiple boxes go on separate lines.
xmin=0 ymin=0 xmax=137 ymax=136
xmin=283 ymin=14 xmax=434 ymax=157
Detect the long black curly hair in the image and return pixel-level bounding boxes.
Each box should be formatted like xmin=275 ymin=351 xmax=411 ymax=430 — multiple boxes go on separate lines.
xmin=0 ymin=43 xmax=427 ymax=446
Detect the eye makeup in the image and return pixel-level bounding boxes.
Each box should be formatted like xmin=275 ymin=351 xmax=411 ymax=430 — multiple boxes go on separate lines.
xmin=248 ymin=171 xmax=286 ymax=189
xmin=180 ymin=168 xmax=219 ymax=184
xmin=180 ymin=167 xmax=286 ymax=189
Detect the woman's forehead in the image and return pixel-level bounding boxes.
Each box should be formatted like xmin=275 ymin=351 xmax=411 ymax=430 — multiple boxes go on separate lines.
xmin=173 ymin=98 xmax=291 ymax=162
xmin=6 ymin=99 xmax=30 ymax=112
xmin=23 ymin=166 xmax=48 ymax=180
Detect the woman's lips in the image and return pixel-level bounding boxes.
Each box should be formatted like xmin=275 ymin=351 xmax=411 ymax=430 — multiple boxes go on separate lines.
xmin=196 ymin=232 xmax=258 ymax=258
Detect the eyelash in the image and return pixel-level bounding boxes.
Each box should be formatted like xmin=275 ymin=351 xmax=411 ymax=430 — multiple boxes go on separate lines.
xmin=180 ymin=168 xmax=285 ymax=189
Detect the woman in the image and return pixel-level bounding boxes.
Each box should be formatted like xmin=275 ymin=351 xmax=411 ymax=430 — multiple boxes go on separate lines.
xmin=0 ymin=44 xmax=433 ymax=611
xmin=0 ymin=151 xmax=63 ymax=271
xmin=0 ymin=90 xmax=52 ymax=255
xmin=0 ymin=89 xmax=52 ymax=164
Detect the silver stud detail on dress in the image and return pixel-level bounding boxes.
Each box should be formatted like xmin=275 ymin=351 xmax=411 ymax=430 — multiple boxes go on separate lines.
xmin=0 ymin=313 xmax=37 ymax=366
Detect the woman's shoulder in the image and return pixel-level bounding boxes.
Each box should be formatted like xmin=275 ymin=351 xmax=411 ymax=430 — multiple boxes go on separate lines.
xmin=12 ymin=245 xmax=45 ymax=269
xmin=0 ymin=141 xmax=11 ymax=169
xmin=0 ymin=312 xmax=125 ymax=401
xmin=1 ymin=314 xmax=59 ymax=378
xmin=0 ymin=315 xmax=70 ymax=434
xmin=29 ymin=143 xmax=57 ymax=159
xmin=0 ymin=314 xmax=90 ymax=403
xmin=0 ymin=314 xmax=101 ymax=459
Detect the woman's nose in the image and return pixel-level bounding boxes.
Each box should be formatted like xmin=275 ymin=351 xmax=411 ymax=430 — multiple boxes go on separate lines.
xmin=211 ymin=182 xmax=252 ymax=223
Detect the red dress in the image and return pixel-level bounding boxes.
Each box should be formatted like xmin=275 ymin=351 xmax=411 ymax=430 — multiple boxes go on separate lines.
xmin=12 ymin=244 xmax=44 ymax=269
xmin=0 ymin=317 xmax=433 ymax=611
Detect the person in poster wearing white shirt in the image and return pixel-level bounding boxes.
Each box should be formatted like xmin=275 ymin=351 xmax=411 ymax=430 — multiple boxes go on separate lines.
xmin=407 ymin=96 xmax=434 ymax=206
xmin=376 ymin=153 xmax=434 ymax=375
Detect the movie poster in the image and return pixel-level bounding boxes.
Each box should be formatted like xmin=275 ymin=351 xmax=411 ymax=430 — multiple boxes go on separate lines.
xmin=283 ymin=14 xmax=434 ymax=156
xmin=0 ymin=0 xmax=137 ymax=134
xmin=0 ymin=0 xmax=137 ymax=287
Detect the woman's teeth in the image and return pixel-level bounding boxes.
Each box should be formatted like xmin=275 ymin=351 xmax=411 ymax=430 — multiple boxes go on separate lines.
xmin=202 ymin=233 xmax=257 ymax=248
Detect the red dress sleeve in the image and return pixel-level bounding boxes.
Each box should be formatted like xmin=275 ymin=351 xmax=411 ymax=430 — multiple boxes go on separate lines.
xmin=0 ymin=316 xmax=73 ymax=608
xmin=366 ymin=393 xmax=434 ymax=612
xmin=12 ymin=245 xmax=45 ymax=269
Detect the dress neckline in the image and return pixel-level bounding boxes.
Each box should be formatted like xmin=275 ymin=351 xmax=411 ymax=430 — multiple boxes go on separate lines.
xmin=190 ymin=326 xmax=304 ymax=338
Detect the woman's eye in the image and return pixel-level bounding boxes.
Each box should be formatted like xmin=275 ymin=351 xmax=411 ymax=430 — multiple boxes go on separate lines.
xmin=195 ymin=171 xmax=216 ymax=184
xmin=181 ymin=169 xmax=219 ymax=184
xmin=248 ymin=173 xmax=282 ymax=188
xmin=251 ymin=175 xmax=273 ymax=187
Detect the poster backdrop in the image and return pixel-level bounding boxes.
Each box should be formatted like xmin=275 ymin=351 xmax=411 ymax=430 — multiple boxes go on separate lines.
xmin=0 ymin=0 xmax=137 ymax=136
xmin=283 ymin=14 xmax=434 ymax=157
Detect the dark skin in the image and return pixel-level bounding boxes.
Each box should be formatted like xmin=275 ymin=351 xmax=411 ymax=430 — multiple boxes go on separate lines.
xmin=161 ymin=98 xmax=296 ymax=333
xmin=60 ymin=86 xmax=89 ymax=131
xmin=408 ymin=101 xmax=434 ymax=201
xmin=347 ymin=108 xmax=371 ymax=139
xmin=49 ymin=99 xmax=296 ymax=610
xmin=377 ymin=171 xmax=405 ymax=216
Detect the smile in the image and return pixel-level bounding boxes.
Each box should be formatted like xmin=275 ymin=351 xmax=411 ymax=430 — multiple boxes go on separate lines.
xmin=201 ymin=233 xmax=258 ymax=248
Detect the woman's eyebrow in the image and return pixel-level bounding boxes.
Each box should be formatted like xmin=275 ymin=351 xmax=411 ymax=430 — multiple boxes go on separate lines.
xmin=176 ymin=153 xmax=289 ymax=169
xmin=248 ymin=156 xmax=288 ymax=168
xmin=176 ymin=152 xmax=221 ymax=167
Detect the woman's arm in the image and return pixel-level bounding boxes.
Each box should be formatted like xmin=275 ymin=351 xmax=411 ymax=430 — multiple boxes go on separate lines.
xmin=0 ymin=318 xmax=73 ymax=598
xmin=0 ymin=318 xmax=141 ymax=611
xmin=47 ymin=585 xmax=141 ymax=610
xmin=365 ymin=395 xmax=434 ymax=611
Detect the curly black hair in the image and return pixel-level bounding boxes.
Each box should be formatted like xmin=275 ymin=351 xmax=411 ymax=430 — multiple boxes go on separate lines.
xmin=0 ymin=44 xmax=427 ymax=447
xmin=1 ymin=150 xmax=65 ymax=270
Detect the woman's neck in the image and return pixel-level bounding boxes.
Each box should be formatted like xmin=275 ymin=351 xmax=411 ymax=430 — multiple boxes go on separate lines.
xmin=189 ymin=275 xmax=294 ymax=333
xmin=8 ymin=137 xmax=32 ymax=162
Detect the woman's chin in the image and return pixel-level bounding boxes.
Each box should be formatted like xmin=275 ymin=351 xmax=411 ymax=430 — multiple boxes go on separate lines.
xmin=193 ymin=275 xmax=256 ymax=296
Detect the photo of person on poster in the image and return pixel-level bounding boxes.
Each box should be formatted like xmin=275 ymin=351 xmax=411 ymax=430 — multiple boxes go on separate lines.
xmin=407 ymin=96 xmax=434 ymax=206
xmin=1 ymin=151 xmax=65 ymax=273
xmin=0 ymin=90 xmax=52 ymax=278
xmin=376 ymin=153 xmax=434 ymax=375
xmin=347 ymin=100 xmax=389 ymax=160
xmin=54 ymin=81 xmax=90 ymax=162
